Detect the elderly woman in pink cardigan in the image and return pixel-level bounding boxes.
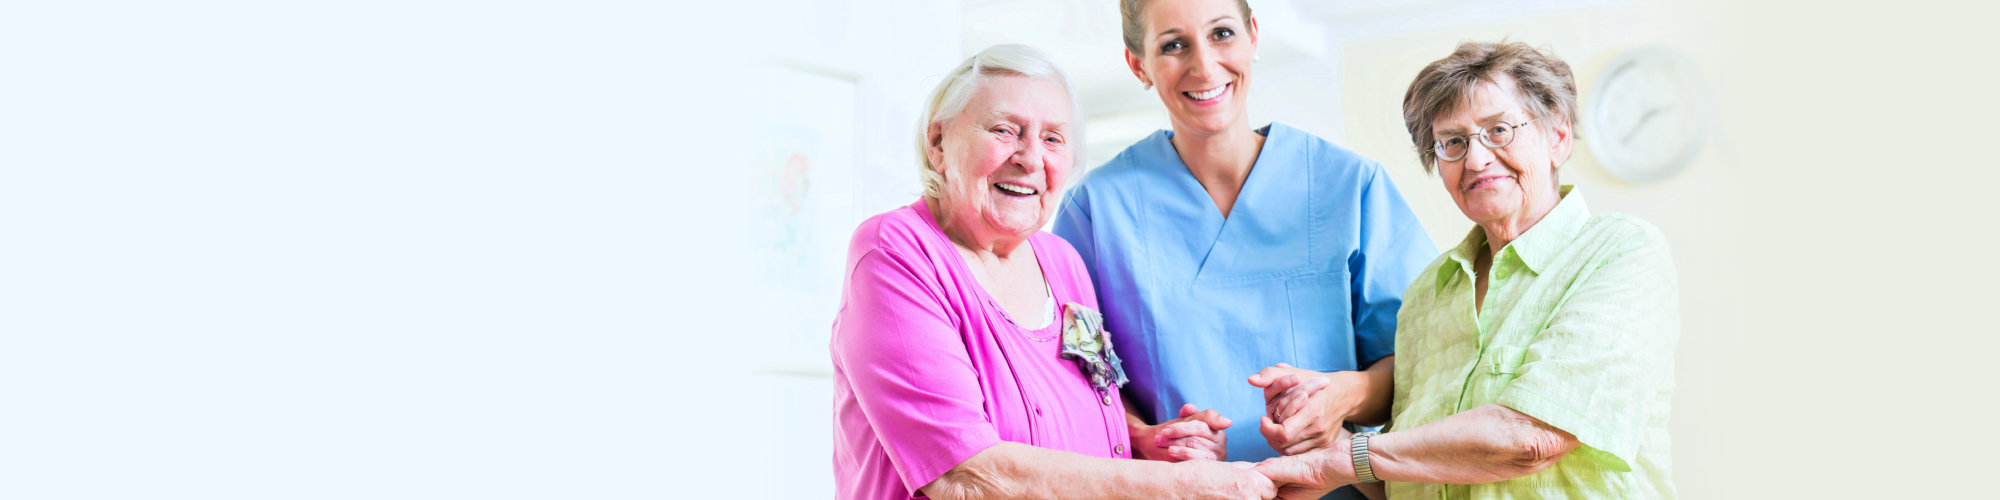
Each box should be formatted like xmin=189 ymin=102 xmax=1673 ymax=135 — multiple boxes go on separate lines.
xmin=829 ymin=44 xmax=1275 ymax=500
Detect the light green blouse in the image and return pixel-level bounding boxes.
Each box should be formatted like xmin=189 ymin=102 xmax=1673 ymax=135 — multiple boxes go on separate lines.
xmin=1386 ymin=186 xmax=1679 ymax=499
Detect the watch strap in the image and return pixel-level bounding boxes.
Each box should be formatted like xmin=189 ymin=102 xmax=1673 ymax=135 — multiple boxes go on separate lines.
xmin=1352 ymin=431 xmax=1382 ymax=484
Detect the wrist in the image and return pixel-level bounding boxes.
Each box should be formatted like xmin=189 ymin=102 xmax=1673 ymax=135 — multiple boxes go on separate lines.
xmin=1124 ymin=411 xmax=1150 ymax=433
xmin=1345 ymin=366 xmax=1396 ymax=425
xmin=1126 ymin=419 xmax=1165 ymax=460
xmin=1349 ymin=431 xmax=1385 ymax=484
xmin=1300 ymin=438 xmax=1359 ymax=488
xmin=1327 ymin=371 xmax=1369 ymax=420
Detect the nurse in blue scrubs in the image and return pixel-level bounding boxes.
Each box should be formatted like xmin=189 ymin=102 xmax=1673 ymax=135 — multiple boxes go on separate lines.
xmin=1053 ymin=0 xmax=1436 ymax=490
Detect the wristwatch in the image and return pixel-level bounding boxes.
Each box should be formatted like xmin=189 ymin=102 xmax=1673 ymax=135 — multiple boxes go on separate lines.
xmin=1351 ymin=431 xmax=1382 ymax=483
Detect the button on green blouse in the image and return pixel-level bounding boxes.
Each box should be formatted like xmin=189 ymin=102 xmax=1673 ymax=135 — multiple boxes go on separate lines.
xmin=1387 ymin=186 xmax=1680 ymax=499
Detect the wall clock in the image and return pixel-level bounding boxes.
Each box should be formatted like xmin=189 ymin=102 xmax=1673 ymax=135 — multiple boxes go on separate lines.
xmin=1584 ymin=47 xmax=1707 ymax=183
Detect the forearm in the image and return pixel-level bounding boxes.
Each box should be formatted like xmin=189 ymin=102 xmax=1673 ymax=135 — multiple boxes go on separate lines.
xmin=1346 ymin=355 xmax=1395 ymax=426
xmin=1122 ymin=397 xmax=1155 ymax=454
xmin=1367 ymin=404 xmax=1576 ymax=484
xmin=1123 ymin=395 xmax=1150 ymax=429
xmin=923 ymin=442 xmax=1186 ymax=500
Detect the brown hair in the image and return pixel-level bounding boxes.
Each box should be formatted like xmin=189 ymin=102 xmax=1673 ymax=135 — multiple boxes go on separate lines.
xmin=1402 ymin=40 xmax=1577 ymax=173
xmin=1119 ymin=0 xmax=1254 ymax=55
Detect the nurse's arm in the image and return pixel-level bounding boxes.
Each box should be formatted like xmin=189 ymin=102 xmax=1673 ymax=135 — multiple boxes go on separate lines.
xmin=1346 ymin=354 xmax=1395 ymax=426
xmin=920 ymin=442 xmax=1272 ymax=500
xmin=1248 ymin=355 xmax=1396 ymax=455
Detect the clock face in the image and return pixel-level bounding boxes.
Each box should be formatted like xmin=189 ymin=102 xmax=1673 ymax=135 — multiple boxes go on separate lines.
xmin=1585 ymin=48 xmax=1705 ymax=183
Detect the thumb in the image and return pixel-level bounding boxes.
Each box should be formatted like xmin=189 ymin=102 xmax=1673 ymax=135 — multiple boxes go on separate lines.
xmin=1248 ymin=365 xmax=1289 ymax=387
xmin=1207 ymin=413 xmax=1234 ymax=431
xmin=1180 ymin=403 xmax=1199 ymax=418
xmin=1259 ymin=415 xmax=1285 ymax=440
xmin=1252 ymin=456 xmax=1317 ymax=485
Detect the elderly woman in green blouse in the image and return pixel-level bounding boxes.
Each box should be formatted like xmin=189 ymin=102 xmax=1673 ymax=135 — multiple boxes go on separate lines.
xmin=1250 ymin=40 xmax=1680 ymax=499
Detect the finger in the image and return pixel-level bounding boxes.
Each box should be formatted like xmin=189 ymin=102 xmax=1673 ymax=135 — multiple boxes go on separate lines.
xmin=1251 ymin=472 xmax=1279 ymax=499
xmin=1208 ymin=412 xmax=1233 ymax=430
xmin=1277 ymin=387 xmax=1316 ymax=421
xmin=1282 ymin=433 xmax=1333 ymax=456
xmin=1281 ymin=440 xmax=1316 ymax=456
xmin=1179 ymin=403 xmax=1199 ymax=419
xmin=1248 ymin=365 xmax=1297 ymax=388
xmin=1270 ymin=392 xmax=1295 ymax=422
xmin=1297 ymin=374 xmax=1333 ymax=394
xmin=1261 ymin=373 xmax=1303 ymax=403
xmin=1163 ymin=435 xmax=1217 ymax=451
xmin=1274 ymin=377 xmax=1330 ymax=421
xmin=1167 ymin=444 xmax=1218 ymax=462
xmin=1276 ymin=362 xmax=1292 ymax=368
xmin=1156 ymin=420 xmax=1210 ymax=442
xmin=1250 ymin=455 xmax=1313 ymax=484
xmin=1178 ymin=408 xmax=1226 ymax=432
xmin=1278 ymin=426 xmax=1325 ymax=455
xmin=1192 ymin=408 xmax=1231 ymax=431
xmin=1266 ymin=394 xmax=1284 ymax=423
xmin=1281 ymin=413 xmax=1325 ymax=445
xmin=1270 ymin=383 xmax=1301 ymax=412
xmin=1260 ymin=415 xmax=1287 ymax=450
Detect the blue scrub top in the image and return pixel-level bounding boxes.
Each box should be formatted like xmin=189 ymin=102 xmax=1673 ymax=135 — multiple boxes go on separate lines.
xmin=1053 ymin=123 xmax=1436 ymax=463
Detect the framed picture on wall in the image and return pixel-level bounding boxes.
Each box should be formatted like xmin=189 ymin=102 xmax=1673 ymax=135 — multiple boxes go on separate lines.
xmin=743 ymin=63 xmax=861 ymax=376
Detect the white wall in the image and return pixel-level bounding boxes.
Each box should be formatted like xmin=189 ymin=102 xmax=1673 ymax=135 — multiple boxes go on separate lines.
xmin=0 ymin=0 xmax=958 ymax=498
xmin=4 ymin=1 xmax=1991 ymax=499
xmin=1326 ymin=2 xmax=1998 ymax=497
xmin=687 ymin=0 xmax=964 ymax=498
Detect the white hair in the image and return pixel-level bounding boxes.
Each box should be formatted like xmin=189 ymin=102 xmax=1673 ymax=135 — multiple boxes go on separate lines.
xmin=915 ymin=44 xmax=1084 ymax=198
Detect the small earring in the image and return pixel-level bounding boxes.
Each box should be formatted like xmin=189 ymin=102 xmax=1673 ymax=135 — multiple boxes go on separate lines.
xmin=1254 ymin=53 xmax=1261 ymax=62
xmin=1143 ymin=81 xmax=1153 ymax=90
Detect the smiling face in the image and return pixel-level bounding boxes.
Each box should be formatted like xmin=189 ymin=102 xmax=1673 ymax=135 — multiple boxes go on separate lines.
xmin=1125 ymin=0 xmax=1257 ymax=137
xmin=1430 ymin=74 xmax=1573 ymax=228
xmin=924 ymin=75 xmax=1075 ymax=244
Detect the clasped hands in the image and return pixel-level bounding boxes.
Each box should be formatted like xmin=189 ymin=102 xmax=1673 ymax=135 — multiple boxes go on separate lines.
xmin=1135 ymin=363 xmax=1371 ymax=499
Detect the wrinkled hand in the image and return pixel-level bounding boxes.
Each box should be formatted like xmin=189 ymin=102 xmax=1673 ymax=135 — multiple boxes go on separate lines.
xmin=1179 ymin=460 xmax=1278 ymax=500
xmin=1251 ymin=446 xmax=1349 ymax=500
xmin=1249 ymin=363 xmax=1362 ymax=455
xmin=1131 ymin=403 xmax=1231 ymax=461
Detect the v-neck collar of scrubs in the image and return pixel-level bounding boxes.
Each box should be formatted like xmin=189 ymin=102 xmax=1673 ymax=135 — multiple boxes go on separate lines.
xmin=1146 ymin=123 xmax=1302 ymax=284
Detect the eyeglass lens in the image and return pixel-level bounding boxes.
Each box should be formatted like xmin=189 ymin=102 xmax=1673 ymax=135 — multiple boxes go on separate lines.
xmin=1436 ymin=122 xmax=1521 ymax=162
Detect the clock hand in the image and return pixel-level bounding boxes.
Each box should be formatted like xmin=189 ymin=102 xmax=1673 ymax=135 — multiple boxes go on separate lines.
xmin=1623 ymin=106 xmax=1671 ymax=145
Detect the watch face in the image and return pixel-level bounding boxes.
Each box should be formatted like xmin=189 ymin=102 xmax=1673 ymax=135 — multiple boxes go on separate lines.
xmin=1585 ymin=47 xmax=1706 ymax=183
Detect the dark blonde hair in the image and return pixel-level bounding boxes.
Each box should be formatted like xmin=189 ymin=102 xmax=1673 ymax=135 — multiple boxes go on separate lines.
xmin=1402 ymin=40 xmax=1577 ymax=173
xmin=1118 ymin=0 xmax=1253 ymax=55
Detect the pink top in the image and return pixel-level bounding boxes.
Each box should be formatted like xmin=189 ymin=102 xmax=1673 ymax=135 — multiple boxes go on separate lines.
xmin=831 ymin=200 xmax=1133 ymax=500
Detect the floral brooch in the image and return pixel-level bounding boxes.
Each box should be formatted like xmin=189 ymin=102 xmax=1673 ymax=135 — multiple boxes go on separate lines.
xmin=1059 ymin=302 xmax=1128 ymax=393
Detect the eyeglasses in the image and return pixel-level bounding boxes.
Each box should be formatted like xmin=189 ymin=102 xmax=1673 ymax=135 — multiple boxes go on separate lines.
xmin=1434 ymin=118 xmax=1536 ymax=162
